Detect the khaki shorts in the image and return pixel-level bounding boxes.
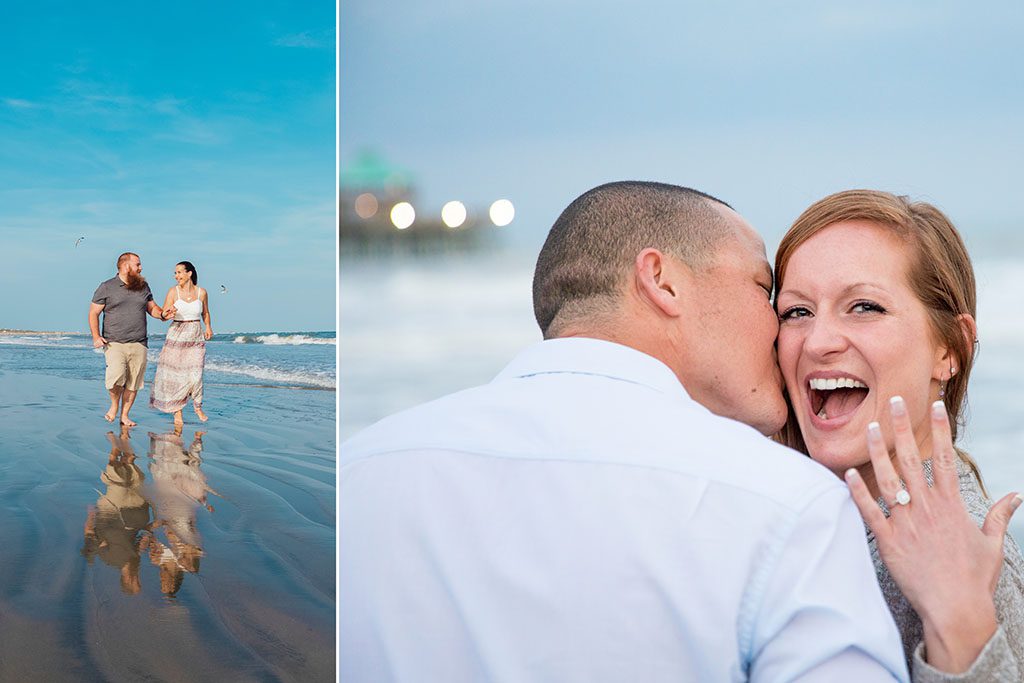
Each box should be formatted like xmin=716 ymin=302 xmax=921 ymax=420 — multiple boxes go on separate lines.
xmin=104 ymin=342 xmax=147 ymax=392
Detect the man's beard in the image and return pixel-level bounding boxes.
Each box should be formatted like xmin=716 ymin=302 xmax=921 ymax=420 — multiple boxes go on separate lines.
xmin=124 ymin=271 xmax=147 ymax=291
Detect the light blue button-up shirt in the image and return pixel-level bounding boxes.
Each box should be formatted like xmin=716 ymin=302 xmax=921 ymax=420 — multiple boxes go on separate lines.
xmin=341 ymin=338 xmax=909 ymax=682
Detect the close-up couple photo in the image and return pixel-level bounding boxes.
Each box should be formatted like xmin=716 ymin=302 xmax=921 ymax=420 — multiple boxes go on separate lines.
xmin=340 ymin=2 xmax=1024 ymax=682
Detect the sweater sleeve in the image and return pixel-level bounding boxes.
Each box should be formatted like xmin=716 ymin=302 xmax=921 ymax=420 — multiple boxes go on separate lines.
xmin=909 ymin=469 xmax=1024 ymax=683
xmin=911 ymin=627 xmax=1019 ymax=683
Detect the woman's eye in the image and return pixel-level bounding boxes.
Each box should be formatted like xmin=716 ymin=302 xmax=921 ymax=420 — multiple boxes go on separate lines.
xmin=779 ymin=306 xmax=810 ymax=320
xmin=852 ymin=301 xmax=886 ymax=314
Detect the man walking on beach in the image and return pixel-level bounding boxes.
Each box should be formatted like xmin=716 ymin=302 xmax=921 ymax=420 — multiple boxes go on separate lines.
xmin=340 ymin=182 xmax=909 ymax=681
xmin=89 ymin=252 xmax=173 ymax=427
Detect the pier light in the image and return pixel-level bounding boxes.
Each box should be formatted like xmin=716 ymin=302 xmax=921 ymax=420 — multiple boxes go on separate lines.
xmin=489 ymin=199 xmax=515 ymax=227
xmin=441 ymin=200 xmax=467 ymax=228
xmin=354 ymin=192 xmax=379 ymax=219
xmin=390 ymin=202 xmax=416 ymax=230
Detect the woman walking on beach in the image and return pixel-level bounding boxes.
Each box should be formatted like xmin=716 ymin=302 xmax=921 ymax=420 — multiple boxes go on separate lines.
xmin=150 ymin=261 xmax=212 ymax=426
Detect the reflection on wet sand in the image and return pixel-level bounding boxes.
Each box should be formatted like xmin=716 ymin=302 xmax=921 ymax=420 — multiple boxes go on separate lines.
xmin=81 ymin=426 xmax=221 ymax=598
xmin=81 ymin=428 xmax=150 ymax=594
xmin=145 ymin=426 xmax=220 ymax=596
xmin=1 ymin=366 xmax=336 ymax=681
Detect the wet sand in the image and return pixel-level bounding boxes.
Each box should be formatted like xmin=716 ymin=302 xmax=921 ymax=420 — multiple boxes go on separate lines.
xmin=0 ymin=369 xmax=335 ymax=682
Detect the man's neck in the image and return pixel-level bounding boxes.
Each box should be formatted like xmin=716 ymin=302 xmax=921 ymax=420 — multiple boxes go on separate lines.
xmin=553 ymin=327 xmax=685 ymax=389
xmin=117 ymin=271 xmax=129 ymax=284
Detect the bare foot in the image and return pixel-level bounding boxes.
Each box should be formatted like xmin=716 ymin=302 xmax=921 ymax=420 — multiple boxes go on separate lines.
xmin=104 ymin=407 xmax=117 ymax=422
xmin=121 ymin=414 xmax=137 ymax=427
xmin=194 ymin=406 xmax=208 ymax=423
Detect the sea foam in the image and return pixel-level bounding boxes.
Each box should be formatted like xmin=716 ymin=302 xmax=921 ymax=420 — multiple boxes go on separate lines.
xmin=233 ymin=334 xmax=336 ymax=346
xmin=204 ymin=360 xmax=336 ymax=390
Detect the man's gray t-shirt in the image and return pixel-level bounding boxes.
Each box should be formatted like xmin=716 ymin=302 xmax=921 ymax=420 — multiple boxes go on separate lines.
xmin=92 ymin=276 xmax=154 ymax=345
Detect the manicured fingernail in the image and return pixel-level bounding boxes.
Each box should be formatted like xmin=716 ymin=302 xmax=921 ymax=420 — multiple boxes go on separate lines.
xmin=845 ymin=468 xmax=860 ymax=482
xmin=1012 ymin=494 xmax=1023 ymax=511
xmin=932 ymin=400 xmax=946 ymax=418
xmin=867 ymin=421 xmax=882 ymax=440
xmin=890 ymin=396 xmax=906 ymax=416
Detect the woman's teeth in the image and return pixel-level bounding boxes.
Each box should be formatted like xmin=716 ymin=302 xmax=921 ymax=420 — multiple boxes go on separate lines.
xmin=809 ymin=377 xmax=867 ymax=390
xmin=809 ymin=376 xmax=869 ymax=421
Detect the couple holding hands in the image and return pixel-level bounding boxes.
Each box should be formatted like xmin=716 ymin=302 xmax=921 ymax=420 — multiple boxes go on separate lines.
xmin=89 ymin=253 xmax=212 ymax=428
xmin=342 ymin=184 xmax=1024 ymax=681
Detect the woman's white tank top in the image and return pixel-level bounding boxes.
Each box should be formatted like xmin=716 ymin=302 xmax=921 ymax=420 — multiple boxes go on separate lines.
xmin=174 ymin=286 xmax=203 ymax=321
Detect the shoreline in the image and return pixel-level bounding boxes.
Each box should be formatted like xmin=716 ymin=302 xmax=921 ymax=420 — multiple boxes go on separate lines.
xmin=0 ymin=328 xmax=81 ymax=335
xmin=0 ymin=329 xmax=338 ymax=337
xmin=0 ymin=332 xmax=337 ymax=393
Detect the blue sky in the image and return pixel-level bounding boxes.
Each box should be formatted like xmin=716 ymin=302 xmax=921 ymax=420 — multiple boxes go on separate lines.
xmin=1 ymin=1 xmax=335 ymax=332
xmin=342 ymin=1 xmax=1024 ymax=256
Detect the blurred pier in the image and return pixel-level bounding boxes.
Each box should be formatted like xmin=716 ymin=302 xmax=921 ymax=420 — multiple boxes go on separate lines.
xmin=340 ymin=149 xmax=512 ymax=257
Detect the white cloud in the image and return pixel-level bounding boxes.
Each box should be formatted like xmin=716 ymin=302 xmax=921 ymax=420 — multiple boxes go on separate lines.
xmin=153 ymin=97 xmax=187 ymax=115
xmin=154 ymin=117 xmax=227 ymax=145
xmin=3 ymin=98 xmax=37 ymax=109
xmin=273 ymin=31 xmax=328 ymax=48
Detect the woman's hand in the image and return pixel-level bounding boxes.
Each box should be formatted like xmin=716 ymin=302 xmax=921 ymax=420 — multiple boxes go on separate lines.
xmin=845 ymin=397 xmax=1022 ymax=673
xmin=204 ymin=326 xmax=213 ymax=340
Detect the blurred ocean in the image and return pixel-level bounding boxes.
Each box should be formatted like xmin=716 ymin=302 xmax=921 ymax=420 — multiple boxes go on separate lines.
xmin=340 ymin=244 xmax=1024 ymax=542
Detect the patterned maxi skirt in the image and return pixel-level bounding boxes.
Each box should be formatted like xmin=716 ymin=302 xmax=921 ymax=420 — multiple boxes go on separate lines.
xmin=150 ymin=320 xmax=206 ymax=413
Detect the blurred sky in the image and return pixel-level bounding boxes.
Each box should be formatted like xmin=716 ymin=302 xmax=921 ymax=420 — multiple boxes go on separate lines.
xmin=341 ymin=0 xmax=1024 ymax=255
xmin=1 ymin=1 xmax=335 ymax=332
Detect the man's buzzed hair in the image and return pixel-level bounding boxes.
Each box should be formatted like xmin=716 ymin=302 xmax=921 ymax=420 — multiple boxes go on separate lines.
xmin=533 ymin=181 xmax=735 ymax=338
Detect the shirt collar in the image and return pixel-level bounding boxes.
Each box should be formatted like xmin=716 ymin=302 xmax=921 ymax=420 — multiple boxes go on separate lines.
xmin=494 ymin=337 xmax=691 ymax=399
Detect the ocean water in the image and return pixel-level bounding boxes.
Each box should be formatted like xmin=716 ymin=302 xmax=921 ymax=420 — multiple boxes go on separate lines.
xmin=340 ymin=247 xmax=1024 ymax=542
xmin=0 ymin=330 xmax=336 ymax=394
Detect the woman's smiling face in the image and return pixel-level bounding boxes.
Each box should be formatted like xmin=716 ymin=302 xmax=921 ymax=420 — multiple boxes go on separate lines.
xmin=776 ymin=220 xmax=949 ymax=475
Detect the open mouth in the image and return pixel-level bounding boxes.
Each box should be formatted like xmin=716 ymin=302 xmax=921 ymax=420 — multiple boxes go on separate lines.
xmin=809 ymin=376 xmax=869 ymax=421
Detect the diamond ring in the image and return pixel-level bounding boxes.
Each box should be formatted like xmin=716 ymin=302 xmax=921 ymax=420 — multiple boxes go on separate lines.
xmin=893 ymin=489 xmax=911 ymax=506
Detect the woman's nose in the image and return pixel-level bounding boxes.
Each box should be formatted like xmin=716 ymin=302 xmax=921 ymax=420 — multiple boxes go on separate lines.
xmin=803 ymin=316 xmax=848 ymax=359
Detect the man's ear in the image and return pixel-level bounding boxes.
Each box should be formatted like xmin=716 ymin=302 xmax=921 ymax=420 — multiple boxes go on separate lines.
xmin=634 ymin=248 xmax=687 ymax=317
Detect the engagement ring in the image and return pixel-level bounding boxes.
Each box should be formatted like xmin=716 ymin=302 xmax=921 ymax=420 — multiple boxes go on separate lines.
xmin=893 ymin=489 xmax=911 ymax=506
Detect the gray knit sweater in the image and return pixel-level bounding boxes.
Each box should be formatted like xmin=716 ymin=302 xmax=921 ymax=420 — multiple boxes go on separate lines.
xmin=870 ymin=458 xmax=1024 ymax=682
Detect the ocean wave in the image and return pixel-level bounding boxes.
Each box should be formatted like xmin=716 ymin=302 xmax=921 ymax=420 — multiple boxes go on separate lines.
xmin=232 ymin=334 xmax=336 ymax=346
xmin=142 ymin=350 xmax=335 ymax=389
xmin=205 ymin=361 xmax=336 ymax=390
xmin=0 ymin=337 xmax=90 ymax=348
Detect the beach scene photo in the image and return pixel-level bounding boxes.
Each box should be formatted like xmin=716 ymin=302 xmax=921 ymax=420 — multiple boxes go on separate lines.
xmin=1 ymin=3 xmax=335 ymax=681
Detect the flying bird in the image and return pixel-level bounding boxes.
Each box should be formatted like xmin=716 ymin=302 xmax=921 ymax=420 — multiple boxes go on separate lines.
xmin=75 ymin=237 xmax=85 ymax=247
xmin=220 ymin=285 xmax=228 ymax=294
